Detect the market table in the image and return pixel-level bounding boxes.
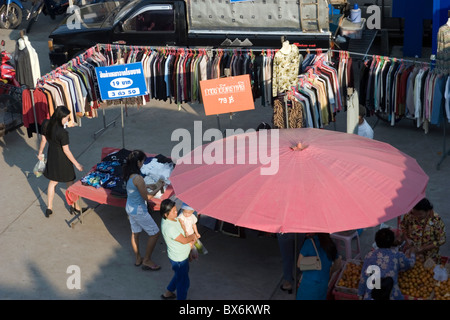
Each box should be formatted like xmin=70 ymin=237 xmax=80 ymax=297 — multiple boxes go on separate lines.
xmin=331 ymin=256 xmax=450 ymax=300
xmin=65 ymin=147 xmax=175 ymax=227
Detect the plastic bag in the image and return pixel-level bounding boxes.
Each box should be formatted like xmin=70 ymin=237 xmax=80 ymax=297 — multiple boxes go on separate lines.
xmin=194 ymin=239 xmax=208 ymax=255
xmin=434 ymin=265 xmax=449 ymax=282
xmin=33 ymin=157 xmax=46 ymax=177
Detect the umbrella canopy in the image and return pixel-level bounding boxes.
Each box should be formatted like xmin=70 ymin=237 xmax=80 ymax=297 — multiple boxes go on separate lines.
xmin=170 ymin=128 xmax=428 ymax=234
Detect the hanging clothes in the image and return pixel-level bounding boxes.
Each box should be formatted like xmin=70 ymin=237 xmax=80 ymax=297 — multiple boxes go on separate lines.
xmin=275 ymin=52 xmax=340 ymax=129
xmin=22 ymin=88 xmax=50 ymax=137
xmin=272 ymin=43 xmax=300 ymax=97
xmin=347 ymin=88 xmax=359 ymax=134
xmin=436 ymin=22 xmax=450 ymax=74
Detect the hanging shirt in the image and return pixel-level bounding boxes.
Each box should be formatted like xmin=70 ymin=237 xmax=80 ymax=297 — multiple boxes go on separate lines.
xmin=436 ymin=23 xmax=450 ymax=74
xmin=272 ymin=44 xmax=300 ymax=96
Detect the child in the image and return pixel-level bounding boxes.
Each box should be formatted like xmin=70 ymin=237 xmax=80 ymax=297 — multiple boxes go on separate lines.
xmin=178 ymin=203 xmax=206 ymax=259
xmin=357 ymin=105 xmax=374 ymax=139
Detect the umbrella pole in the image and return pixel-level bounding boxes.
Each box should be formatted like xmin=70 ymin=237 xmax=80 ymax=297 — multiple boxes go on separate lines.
xmin=284 ymin=94 xmax=289 ymax=129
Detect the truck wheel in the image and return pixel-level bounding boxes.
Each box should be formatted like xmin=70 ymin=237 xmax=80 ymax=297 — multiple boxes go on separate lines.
xmin=0 ymin=3 xmax=23 ymax=29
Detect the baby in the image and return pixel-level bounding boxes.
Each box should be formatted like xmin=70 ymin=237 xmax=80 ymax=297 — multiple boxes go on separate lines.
xmin=178 ymin=203 xmax=205 ymax=259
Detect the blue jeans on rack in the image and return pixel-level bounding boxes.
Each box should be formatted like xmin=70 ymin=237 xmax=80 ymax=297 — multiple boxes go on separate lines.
xmin=167 ymin=258 xmax=190 ymax=300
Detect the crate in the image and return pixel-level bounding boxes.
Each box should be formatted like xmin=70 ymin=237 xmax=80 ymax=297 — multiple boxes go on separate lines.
xmin=340 ymin=18 xmax=366 ymax=39
xmin=333 ymin=259 xmax=362 ymax=295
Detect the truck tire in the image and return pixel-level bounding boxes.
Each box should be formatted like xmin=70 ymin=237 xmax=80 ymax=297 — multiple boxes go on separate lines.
xmin=0 ymin=3 xmax=23 ymax=29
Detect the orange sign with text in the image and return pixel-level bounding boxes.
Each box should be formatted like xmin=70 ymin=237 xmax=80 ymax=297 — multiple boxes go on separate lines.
xmin=200 ymin=75 xmax=255 ymax=116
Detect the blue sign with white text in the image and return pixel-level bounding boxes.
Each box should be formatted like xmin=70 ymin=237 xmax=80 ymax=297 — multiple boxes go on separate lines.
xmin=95 ymin=62 xmax=148 ymax=101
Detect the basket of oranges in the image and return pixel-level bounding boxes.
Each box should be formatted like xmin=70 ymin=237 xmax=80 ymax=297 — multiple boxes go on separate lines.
xmin=398 ymin=257 xmax=435 ymax=300
xmin=334 ymin=260 xmax=363 ymax=295
xmin=433 ymin=257 xmax=450 ymax=300
xmin=434 ymin=279 xmax=450 ymax=300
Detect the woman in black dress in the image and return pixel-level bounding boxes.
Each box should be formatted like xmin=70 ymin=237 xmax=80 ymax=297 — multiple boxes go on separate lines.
xmin=37 ymin=106 xmax=83 ymax=217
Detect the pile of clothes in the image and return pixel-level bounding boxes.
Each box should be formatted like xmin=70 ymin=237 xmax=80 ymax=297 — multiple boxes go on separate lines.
xmin=80 ymin=149 xmax=174 ymax=197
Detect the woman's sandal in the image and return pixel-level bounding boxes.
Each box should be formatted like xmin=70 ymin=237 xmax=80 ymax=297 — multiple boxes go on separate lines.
xmin=142 ymin=264 xmax=161 ymax=271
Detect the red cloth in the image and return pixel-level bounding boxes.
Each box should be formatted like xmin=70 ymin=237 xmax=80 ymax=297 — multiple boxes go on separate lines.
xmin=21 ymin=88 xmax=33 ymax=128
xmin=22 ymin=88 xmax=50 ymax=128
xmin=33 ymin=88 xmax=50 ymax=125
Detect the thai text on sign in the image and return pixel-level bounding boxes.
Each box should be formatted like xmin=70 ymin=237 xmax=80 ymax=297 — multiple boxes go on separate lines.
xmin=200 ymin=74 xmax=255 ymax=116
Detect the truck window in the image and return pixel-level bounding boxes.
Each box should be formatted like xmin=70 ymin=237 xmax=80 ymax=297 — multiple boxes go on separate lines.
xmin=122 ymin=5 xmax=174 ymax=32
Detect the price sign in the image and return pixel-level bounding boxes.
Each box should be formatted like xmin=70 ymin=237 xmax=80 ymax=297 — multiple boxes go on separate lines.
xmin=95 ymin=62 xmax=148 ymax=101
xmin=200 ymin=74 xmax=254 ymax=116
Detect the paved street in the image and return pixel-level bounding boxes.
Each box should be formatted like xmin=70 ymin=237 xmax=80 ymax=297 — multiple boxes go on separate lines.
xmin=0 ymin=7 xmax=449 ymax=305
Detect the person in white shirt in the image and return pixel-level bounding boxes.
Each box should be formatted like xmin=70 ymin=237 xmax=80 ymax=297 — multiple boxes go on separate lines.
xmin=358 ymin=105 xmax=374 ymax=139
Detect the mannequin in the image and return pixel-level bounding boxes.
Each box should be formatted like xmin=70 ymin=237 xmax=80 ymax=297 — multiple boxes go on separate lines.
xmin=17 ymin=38 xmax=25 ymax=50
xmin=280 ymin=39 xmax=291 ymax=55
xmin=436 ymin=11 xmax=450 ymax=73
xmin=272 ymin=36 xmax=300 ymax=96
xmin=22 ymin=35 xmax=41 ymax=87
xmin=14 ymin=37 xmax=34 ymax=88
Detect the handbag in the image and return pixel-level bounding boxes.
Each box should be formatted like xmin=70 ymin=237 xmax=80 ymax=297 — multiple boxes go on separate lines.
xmin=298 ymin=238 xmax=322 ymax=271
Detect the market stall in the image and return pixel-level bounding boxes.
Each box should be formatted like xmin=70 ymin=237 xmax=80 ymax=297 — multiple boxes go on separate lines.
xmin=330 ymin=256 xmax=450 ymax=300
xmin=65 ymin=147 xmax=175 ymax=228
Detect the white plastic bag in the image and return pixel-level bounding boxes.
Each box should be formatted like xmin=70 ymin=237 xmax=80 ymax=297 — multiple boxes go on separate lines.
xmin=434 ymin=265 xmax=449 ymax=282
xmin=33 ymin=157 xmax=46 ymax=177
xmin=194 ymin=239 xmax=208 ymax=255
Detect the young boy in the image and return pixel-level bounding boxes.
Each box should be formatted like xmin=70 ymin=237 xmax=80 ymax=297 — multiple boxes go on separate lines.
xmin=358 ymin=105 xmax=374 ymax=139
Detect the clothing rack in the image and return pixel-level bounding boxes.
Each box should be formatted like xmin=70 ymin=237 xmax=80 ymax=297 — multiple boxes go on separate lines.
xmin=331 ymin=49 xmax=434 ymax=66
xmin=332 ymin=49 xmax=450 ymax=170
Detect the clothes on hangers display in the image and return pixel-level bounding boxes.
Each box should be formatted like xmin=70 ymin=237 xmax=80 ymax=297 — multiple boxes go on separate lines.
xmin=357 ymin=52 xmax=450 ymax=132
xmin=22 ymin=88 xmax=50 ymax=138
xmin=272 ymin=52 xmax=342 ymax=129
xmin=333 ymin=51 xmax=354 ymax=111
xmin=94 ymin=46 xmax=273 ymax=107
xmin=24 ymin=49 xmax=103 ymax=134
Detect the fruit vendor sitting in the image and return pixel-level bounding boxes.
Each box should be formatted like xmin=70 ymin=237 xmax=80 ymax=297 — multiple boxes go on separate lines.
xmin=399 ymin=198 xmax=446 ymax=263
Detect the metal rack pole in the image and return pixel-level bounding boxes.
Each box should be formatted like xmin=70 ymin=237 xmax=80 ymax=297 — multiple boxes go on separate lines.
xmin=93 ymin=107 xmax=116 ymax=139
xmin=437 ymin=107 xmax=450 ymax=170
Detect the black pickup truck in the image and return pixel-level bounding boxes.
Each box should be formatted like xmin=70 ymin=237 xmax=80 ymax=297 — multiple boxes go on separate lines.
xmin=48 ymin=0 xmax=332 ymax=67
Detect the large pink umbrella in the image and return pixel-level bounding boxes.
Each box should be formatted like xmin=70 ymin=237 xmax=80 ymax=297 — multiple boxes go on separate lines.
xmin=170 ymin=128 xmax=428 ymax=234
